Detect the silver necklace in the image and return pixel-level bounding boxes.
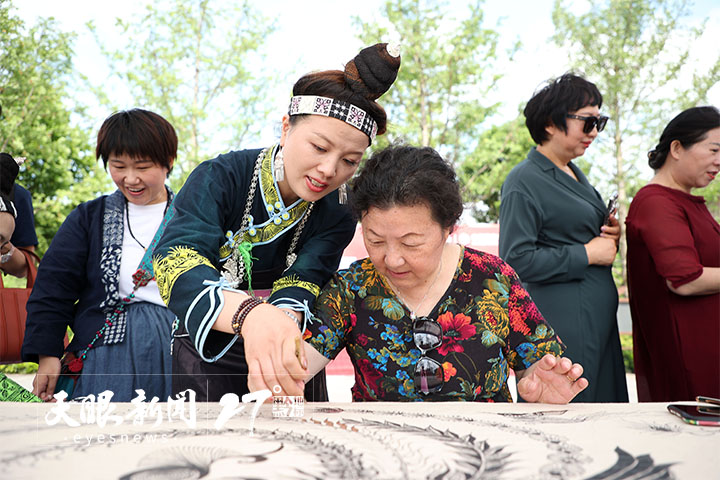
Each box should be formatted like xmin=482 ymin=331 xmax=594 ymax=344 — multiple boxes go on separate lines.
xmin=231 ymin=147 xmax=314 ymax=284
xmin=386 ymin=257 xmax=444 ymax=320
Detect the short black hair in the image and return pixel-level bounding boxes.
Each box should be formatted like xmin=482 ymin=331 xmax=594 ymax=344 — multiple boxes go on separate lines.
xmin=350 ymin=145 xmax=463 ymax=230
xmin=523 ymin=73 xmax=603 ymax=145
xmin=648 ymin=106 xmax=720 ymax=169
xmin=96 ymin=109 xmax=177 ymax=172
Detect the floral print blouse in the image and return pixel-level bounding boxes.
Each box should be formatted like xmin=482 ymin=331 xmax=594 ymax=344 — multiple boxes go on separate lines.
xmin=306 ymin=246 xmax=564 ymax=402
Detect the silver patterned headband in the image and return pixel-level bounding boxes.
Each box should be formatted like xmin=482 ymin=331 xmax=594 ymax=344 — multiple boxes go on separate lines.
xmin=288 ymin=95 xmax=378 ymax=143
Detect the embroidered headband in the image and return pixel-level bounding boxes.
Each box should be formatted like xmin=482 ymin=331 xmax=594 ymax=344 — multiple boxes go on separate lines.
xmin=288 ymin=95 xmax=379 ymax=142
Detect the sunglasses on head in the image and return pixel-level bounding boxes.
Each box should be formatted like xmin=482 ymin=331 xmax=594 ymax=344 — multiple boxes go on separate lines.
xmin=412 ymin=317 xmax=445 ymax=395
xmin=566 ymin=114 xmax=609 ymax=134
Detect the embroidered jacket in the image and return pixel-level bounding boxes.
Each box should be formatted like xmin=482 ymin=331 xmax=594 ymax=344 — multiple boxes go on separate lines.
xmin=306 ymin=246 xmax=565 ymax=402
xmin=21 ymin=190 xmax=174 ymax=362
xmin=153 ymin=147 xmax=355 ymax=362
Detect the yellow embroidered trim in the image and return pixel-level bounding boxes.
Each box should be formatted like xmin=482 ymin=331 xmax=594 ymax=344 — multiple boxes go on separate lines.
xmin=271 ymin=274 xmax=321 ymax=298
xmin=153 ymin=246 xmax=215 ymax=303
xmin=218 ymin=233 xmax=238 ymax=261
xmin=219 ymin=146 xmax=311 ymax=260
xmin=259 ymin=146 xmax=280 ymax=205
xmin=255 ymin=147 xmax=310 ymax=242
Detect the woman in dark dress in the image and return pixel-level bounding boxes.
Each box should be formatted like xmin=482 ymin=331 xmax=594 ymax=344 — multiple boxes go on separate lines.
xmin=153 ymin=43 xmax=401 ymax=401
xmin=626 ymin=106 xmax=720 ymax=401
xmin=498 ymin=74 xmax=628 ymax=402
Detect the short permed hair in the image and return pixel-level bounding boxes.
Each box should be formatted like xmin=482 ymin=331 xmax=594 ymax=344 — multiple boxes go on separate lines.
xmin=523 ymin=73 xmax=603 ymax=145
xmin=350 ymin=145 xmax=463 ymax=230
xmin=96 ymin=109 xmax=177 ymax=172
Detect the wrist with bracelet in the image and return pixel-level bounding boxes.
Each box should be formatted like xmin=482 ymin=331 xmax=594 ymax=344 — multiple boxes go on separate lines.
xmin=231 ymin=296 xmax=265 ymax=338
xmin=282 ymin=310 xmax=301 ymax=330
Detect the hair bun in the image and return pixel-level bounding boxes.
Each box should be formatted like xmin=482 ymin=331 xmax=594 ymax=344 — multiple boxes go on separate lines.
xmin=344 ymin=43 xmax=401 ymax=101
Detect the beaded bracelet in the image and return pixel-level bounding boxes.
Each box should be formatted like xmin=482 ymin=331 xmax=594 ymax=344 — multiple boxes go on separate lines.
xmin=231 ymin=296 xmax=264 ymax=338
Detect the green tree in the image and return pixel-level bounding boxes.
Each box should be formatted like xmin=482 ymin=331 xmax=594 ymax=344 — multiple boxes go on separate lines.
xmin=0 ymin=1 xmax=108 ymax=254
xmin=354 ymin=0 xmax=512 ymax=173
xmin=91 ymin=0 xmax=277 ymax=187
xmin=458 ymin=116 xmax=534 ymax=222
xmin=552 ymin=0 xmax=720 ymax=285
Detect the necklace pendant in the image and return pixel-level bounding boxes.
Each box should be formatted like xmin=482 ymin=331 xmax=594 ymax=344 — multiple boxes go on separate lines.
xmin=220 ymin=252 xmax=242 ymax=288
xmin=285 ymin=252 xmax=297 ymax=269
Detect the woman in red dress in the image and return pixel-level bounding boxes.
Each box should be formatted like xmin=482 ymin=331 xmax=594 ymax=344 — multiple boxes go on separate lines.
xmin=626 ymin=106 xmax=720 ymax=401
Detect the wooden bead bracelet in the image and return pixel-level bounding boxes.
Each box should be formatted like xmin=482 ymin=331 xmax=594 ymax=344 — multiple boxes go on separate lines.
xmin=231 ymin=296 xmax=264 ymax=338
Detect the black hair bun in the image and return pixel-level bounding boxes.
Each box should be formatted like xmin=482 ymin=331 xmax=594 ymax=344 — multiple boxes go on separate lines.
xmin=647 ymin=147 xmax=664 ymax=169
xmin=345 ymin=43 xmax=401 ymax=101
xmin=0 ymin=152 xmax=20 ymax=198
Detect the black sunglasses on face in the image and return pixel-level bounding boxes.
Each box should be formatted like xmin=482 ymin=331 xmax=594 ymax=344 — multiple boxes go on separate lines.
xmin=566 ymin=114 xmax=609 ymax=134
xmin=412 ymin=317 xmax=445 ymax=395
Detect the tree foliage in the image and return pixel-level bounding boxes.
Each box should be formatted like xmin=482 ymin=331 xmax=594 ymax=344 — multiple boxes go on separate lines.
xmin=91 ymin=0 xmax=277 ymax=187
xmin=458 ymin=116 xmax=534 ymax=222
xmin=354 ymin=0 xmax=512 ymax=172
xmin=552 ymin=0 xmax=720 ymax=284
xmin=0 ymin=1 xmax=108 ymax=254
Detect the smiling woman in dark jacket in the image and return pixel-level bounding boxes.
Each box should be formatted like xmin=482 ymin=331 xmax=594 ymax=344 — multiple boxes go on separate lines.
xmin=22 ymin=109 xmax=178 ymax=402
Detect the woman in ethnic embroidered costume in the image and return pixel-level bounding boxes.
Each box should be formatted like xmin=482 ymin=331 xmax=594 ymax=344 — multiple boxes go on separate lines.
xmin=153 ymin=43 xmax=401 ymax=401
xmin=275 ymin=145 xmax=588 ymax=403
xmin=22 ymin=109 xmax=178 ymax=402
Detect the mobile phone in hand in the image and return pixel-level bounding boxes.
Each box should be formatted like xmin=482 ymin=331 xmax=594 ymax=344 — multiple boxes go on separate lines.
xmin=603 ymin=193 xmax=618 ymax=226
xmin=668 ymin=404 xmax=720 ymax=426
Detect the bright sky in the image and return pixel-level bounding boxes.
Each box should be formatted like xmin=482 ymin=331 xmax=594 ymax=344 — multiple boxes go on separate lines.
xmin=12 ymin=0 xmax=720 ymax=157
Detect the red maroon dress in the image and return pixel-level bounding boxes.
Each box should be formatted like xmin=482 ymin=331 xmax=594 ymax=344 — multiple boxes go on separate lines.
xmin=626 ymin=184 xmax=720 ymax=401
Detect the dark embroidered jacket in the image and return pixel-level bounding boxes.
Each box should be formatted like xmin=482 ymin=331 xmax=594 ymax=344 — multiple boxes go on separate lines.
xmin=22 ymin=189 xmax=173 ymax=361
xmin=153 ymin=148 xmax=355 ymax=361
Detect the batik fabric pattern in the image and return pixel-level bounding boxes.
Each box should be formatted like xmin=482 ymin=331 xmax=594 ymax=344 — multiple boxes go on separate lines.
xmin=306 ymin=246 xmax=564 ymax=402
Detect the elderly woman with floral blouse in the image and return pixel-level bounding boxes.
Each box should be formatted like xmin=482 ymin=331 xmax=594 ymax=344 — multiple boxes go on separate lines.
xmin=257 ymin=145 xmax=587 ymax=403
